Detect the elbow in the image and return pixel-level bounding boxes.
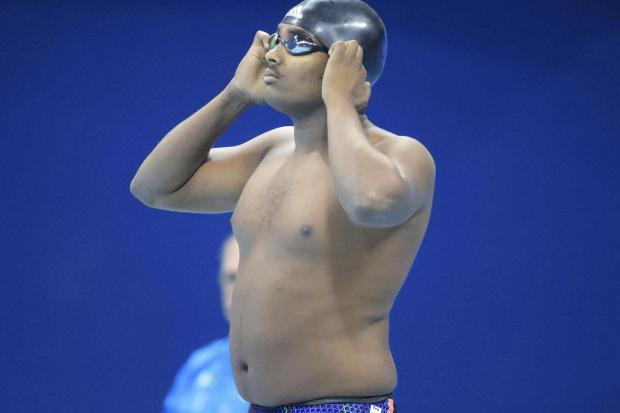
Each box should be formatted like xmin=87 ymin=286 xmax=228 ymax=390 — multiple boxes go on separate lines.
xmin=129 ymin=177 xmax=157 ymax=207
xmin=347 ymin=183 xmax=415 ymax=228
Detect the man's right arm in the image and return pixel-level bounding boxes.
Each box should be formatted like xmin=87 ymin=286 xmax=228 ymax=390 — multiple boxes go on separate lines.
xmin=130 ymin=30 xmax=277 ymax=213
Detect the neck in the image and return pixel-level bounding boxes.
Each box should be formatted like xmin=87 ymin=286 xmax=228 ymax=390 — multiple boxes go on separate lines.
xmin=290 ymin=105 xmax=369 ymax=154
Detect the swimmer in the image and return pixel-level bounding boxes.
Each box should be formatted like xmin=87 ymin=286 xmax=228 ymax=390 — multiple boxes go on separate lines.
xmin=131 ymin=0 xmax=435 ymax=411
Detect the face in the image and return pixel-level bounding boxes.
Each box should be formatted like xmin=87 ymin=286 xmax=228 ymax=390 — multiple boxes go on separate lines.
xmin=263 ymin=23 xmax=330 ymax=116
xmin=218 ymin=236 xmax=239 ymax=322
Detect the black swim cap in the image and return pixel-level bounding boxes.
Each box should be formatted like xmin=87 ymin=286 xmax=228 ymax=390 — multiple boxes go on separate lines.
xmin=281 ymin=0 xmax=388 ymax=85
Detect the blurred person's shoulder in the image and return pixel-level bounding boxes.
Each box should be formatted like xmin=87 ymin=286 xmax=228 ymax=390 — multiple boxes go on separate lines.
xmin=186 ymin=337 xmax=230 ymax=367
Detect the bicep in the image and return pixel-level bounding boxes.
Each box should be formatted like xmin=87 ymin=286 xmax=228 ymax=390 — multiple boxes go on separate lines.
xmin=152 ymin=128 xmax=288 ymax=213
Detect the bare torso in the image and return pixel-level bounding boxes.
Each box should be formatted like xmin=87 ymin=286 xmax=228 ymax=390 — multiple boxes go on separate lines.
xmin=229 ymin=124 xmax=432 ymax=406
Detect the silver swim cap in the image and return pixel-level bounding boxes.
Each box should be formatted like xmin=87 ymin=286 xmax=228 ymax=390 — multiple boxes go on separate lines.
xmin=281 ymin=0 xmax=388 ymax=85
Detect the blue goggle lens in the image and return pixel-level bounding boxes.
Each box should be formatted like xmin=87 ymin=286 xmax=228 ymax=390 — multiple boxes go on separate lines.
xmin=268 ymin=33 xmax=323 ymax=55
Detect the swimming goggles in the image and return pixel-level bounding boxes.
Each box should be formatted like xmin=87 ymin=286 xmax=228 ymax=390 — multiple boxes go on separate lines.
xmin=267 ymin=32 xmax=328 ymax=55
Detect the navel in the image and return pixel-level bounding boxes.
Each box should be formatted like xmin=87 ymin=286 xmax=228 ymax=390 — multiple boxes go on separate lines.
xmin=299 ymin=225 xmax=313 ymax=238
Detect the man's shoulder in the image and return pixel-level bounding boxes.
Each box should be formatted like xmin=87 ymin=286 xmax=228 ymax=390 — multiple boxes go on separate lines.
xmin=256 ymin=125 xmax=294 ymax=145
xmin=369 ymin=128 xmax=434 ymax=166
xmin=246 ymin=126 xmax=293 ymax=158
xmin=256 ymin=126 xmax=294 ymax=158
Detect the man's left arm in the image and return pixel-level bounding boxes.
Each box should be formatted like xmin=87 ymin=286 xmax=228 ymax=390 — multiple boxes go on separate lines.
xmin=323 ymin=41 xmax=435 ymax=228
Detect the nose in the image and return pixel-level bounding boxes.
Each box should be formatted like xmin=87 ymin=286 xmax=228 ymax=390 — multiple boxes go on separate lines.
xmin=265 ymin=44 xmax=283 ymax=65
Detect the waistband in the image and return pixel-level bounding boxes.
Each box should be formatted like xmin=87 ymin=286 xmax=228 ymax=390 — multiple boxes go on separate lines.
xmin=250 ymin=394 xmax=394 ymax=412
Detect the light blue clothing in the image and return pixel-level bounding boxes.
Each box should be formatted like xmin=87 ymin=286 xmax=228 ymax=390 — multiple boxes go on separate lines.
xmin=164 ymin=337 xmax=249 ymax=413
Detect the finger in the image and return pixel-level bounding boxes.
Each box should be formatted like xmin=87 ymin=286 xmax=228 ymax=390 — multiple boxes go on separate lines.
xmin=364 ymin=81 xmax=372 ymax=108
xmin=359 ymin=64 xmax=367 ymax=78
xmin=345 ymin=40 xmax=359 ymax=57
xmin=354 ymin=81 xmax=371 ymax=113
xmin=254 ymin=30 xmax=270 ymax=49
xmin=355 ymin=44 xmax=364 ymax=61
xmin=328 ymin=41 xmax=345 ymax=56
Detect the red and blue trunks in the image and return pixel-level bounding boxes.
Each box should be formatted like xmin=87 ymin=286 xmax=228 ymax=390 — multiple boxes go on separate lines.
xmin=248 ymin=394 xmax=396 ymax=413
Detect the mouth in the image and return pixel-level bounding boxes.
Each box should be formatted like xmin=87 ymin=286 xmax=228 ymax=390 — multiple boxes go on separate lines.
xmin=264 ymin=74 xmax=280 ymax=84
xmin=264 ymin=69 xmax=280 ymax=78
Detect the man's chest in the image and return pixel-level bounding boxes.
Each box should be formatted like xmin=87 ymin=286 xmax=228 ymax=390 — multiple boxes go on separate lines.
xmin=230 ymin=153 xmax=352 ymax=253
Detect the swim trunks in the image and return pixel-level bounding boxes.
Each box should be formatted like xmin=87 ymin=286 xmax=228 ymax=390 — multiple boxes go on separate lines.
xmin=248 ymin=394 xmax=396 ymax=413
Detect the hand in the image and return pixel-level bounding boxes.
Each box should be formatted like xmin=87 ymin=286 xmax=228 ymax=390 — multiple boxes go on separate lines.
xmin=229 ymin=31 xmax=270 ymax=105
xmin=322 ymin=40 xmax=371 ymax=113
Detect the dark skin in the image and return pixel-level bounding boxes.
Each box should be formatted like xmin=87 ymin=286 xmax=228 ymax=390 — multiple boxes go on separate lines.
xmin=131 ymin=24 xmax=435 ymax=406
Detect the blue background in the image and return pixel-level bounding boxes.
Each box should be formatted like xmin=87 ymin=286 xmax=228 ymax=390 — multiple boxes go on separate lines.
xmin=2 ymin=1 xmax=619 ymax=412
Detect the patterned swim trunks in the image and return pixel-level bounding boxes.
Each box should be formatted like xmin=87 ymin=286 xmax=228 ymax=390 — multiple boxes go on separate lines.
xmin=248 ymin=395 xmax=396 ymax=413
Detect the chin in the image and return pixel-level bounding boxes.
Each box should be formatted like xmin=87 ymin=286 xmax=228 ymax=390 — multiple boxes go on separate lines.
xmin=265 ymin=91 xmax=324 ymax=117
xmin=264 ymin=91 xmax=285 ymax=113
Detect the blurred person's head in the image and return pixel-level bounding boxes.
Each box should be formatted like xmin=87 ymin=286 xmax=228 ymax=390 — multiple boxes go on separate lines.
xmin=218 ymin=235 xmax=239 ymax=322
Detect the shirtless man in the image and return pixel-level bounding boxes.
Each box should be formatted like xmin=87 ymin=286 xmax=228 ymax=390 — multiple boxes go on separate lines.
xmin=130 ymin=0 xmax=435 ymax=411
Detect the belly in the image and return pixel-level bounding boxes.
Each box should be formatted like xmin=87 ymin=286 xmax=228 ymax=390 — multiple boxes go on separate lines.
xmin=227 ymin=152 xmax=429 ymax=405
xmin=228 ymin=247 xmax=398 ymax=406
